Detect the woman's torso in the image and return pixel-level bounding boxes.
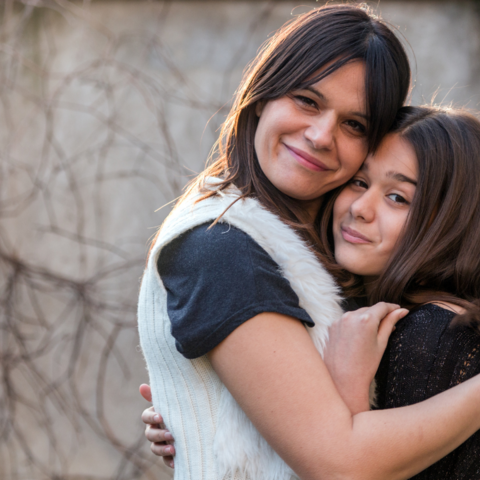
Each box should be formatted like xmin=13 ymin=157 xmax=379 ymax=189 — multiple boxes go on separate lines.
xmin=138 ymin=188 xmax=344 ymax=479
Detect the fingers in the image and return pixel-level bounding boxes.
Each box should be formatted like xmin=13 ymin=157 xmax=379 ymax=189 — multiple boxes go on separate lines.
xmin=150 ymin=441 xmax=175 ymax=458
xmin=377 ymin=308 xmax=409 ymax=347
xmin=139 ymin=384 xmax=152 ymax=402
xmin=337 ymin=303 xmax=399 ymax=330
xmin=142 ymin=406 xmax=162 ymax=426
xmin=145 ymin=425 xmax=174 ymax=443
xmin=361 ymin=302 xmax=401 ymax=326
xmin=163 ymin=457 xmax=175 ymax=469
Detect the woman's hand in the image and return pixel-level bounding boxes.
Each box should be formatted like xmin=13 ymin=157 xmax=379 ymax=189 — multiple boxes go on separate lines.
xmin=139 ymin=384 xmax=176 ymax=468
xmin=323 ymin=302 xmax=409 ymax=415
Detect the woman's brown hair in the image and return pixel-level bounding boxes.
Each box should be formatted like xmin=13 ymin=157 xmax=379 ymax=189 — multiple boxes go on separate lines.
xmin=321 ymin=105 xmax=480 ymax=327
xmin=150 ymin=3 xmax=411 ymax=260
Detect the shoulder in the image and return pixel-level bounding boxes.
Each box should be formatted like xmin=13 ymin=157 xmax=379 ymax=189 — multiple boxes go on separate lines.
xmin=376 ymin=304 xmax=480 ymax=408
xmin=158 ymin=221 xmax=279 ymax=276
xmin=388 ymin=304 xmax=480 ymax=392
xmin=157 ymin=221 xmax=313 ymax=359
xmin=392 ymin=304 xmax=480 ymax=358
xmin=396 ymin=304 xmax=454 ymax=334
xmin=397 ymin=304 xmax=480 ymax=342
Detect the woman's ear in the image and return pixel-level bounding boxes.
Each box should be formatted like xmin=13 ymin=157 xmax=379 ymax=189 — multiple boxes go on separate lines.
xmin=255 ymin=101 xmax=266 ymax=117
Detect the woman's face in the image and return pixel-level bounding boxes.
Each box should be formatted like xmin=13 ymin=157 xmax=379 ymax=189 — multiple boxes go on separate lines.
xmin=333 ymin=133 xmax=418 ymax=278
xmin=254 ymin=61 xmax=369 ymax=213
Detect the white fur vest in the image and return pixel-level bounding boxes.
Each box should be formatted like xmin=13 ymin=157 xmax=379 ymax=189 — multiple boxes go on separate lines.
xmin=137 ymin=182 xmax=344 ymax=480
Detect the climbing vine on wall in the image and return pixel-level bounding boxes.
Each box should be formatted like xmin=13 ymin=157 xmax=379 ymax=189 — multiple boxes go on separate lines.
xmin=0 ymin=1 xmax=281 ymax=479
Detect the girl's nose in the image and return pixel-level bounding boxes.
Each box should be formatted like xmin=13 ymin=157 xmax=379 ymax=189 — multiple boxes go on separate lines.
xmin=350 ymin=191 xmax=376 ymax=223
xmin=304 ymin=111 xmax=336 ymax=150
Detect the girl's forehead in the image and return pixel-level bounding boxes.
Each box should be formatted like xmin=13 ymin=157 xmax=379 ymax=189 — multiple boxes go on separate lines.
xmin=362 ymin=134 xmax=418 ymax=176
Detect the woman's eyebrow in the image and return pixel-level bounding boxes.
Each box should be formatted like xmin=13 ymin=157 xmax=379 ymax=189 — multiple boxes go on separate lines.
xmin=386 ymin=171 xmax=417 ymax=186
xmin=305 ymin=86 xmax=326 ymax=102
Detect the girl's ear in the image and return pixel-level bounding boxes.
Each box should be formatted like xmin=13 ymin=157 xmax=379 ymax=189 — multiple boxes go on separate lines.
xmin=255 ymin=101 xmax=266 ymax=117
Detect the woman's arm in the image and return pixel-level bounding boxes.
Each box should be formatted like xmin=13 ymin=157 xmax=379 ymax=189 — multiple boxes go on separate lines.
xmin=209 ymin=310 xmax=480 ymax=480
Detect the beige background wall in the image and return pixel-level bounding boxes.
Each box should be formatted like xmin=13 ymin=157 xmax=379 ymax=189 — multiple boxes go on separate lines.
xmin=0 ymin=1 xmax=479 ymax=479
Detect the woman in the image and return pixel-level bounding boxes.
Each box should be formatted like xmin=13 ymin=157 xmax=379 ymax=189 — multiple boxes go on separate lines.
xmin=137 ymin=5 xmax=480 ymax=480
xmin=142 ymin=105 xmax=480 ymax=477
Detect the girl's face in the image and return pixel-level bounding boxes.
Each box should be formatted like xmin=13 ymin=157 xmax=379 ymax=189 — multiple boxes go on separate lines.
xmin=333 ymin=133 xmax=418 ymax=278
xmin=254 ymin=61 xmax=369 ymax=214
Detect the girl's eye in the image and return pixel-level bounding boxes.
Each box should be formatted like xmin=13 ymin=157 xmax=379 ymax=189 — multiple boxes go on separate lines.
xmin=294 ymin=95 xmax=318 ymax=109
xmin=345 ymin=120 xmax=367 ymax=135
xmin=387 ymin=193 xmax=409 ymax=205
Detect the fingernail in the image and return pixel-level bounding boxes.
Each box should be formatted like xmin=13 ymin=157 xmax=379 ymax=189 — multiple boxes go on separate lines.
xmin=153 ymin=414 xmax=160 ymax=422
xmin=166 ymin=446 xmax=173 ymax=454
xmin=165 ymin=431 xmax=173 ymax=440
xmin=170 ymin=461 xmax=174 ymax=468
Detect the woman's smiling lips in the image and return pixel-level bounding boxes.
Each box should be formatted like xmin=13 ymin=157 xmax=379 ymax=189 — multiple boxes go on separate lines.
xmin=284 ymin=144 xmax=329 ymax=172
xmin=341 ymin=226 xmax=371 ymax=244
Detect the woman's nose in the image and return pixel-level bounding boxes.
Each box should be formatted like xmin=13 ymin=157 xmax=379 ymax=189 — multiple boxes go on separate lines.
xmin=304 ymin=111 xmax=336 ymax=150
xmin=350 ymin=192 xmax=376 ymax=223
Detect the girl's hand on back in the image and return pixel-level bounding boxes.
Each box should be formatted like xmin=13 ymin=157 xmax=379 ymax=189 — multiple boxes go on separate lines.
xmin=323 ymin=302 xmax=408 ymax=415
xmin=139 ymin=384 xmax=176 ymax=468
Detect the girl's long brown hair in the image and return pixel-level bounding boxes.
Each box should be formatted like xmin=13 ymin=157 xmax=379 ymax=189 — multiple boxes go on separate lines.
xmin=321 ymin=106 xmax=480 ymax=328
xmin=150 ymin=4 xmax=410 ymax=261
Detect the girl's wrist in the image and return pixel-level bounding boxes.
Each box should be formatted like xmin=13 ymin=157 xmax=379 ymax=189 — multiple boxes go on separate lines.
xmin=346 ymin=394 xmax=371 ymax=415
xmin=335 ymin=382 xmax=371 ymax=415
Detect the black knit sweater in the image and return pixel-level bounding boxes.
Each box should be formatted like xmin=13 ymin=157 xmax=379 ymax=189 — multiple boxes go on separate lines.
xmin=375 ymin=304 xmax=480 ymax=479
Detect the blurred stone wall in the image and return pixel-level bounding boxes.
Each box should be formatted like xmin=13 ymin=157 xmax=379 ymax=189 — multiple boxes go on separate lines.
xmin=0 ymin=1 xmax=479 ymax=479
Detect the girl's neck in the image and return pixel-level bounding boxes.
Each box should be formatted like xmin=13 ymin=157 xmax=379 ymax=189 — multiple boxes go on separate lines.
xmin=301 ymin=197 xmax=324 ymax=223
xmin=362 ymin=276 xmax=377 ymax=297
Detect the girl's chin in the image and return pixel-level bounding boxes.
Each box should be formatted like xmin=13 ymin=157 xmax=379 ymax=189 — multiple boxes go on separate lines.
xmin=334 ymin=255 xmax=382 ymax=278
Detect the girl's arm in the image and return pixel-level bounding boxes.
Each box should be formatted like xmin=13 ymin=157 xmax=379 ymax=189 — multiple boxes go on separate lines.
xmin=139 ymin=388 xmax=175 ymax=468
xmin=209 ymin=309 xmax=480 ymax=480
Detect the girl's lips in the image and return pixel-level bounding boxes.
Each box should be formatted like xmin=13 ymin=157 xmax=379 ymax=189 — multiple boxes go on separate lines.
xmin=341 ymin=226 xmax=371 ymax=244
xmin=284 ymin=144 xmax=328 ymax=172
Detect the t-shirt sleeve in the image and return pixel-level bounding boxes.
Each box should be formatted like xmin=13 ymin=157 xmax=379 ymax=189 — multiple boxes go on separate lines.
xmin=157 ymin=222 xmax=314 ymax=359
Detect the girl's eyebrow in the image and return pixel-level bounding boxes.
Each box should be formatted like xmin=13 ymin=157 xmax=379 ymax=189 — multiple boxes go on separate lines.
xmin=386 ymin=171 xmax=417 ymax=186
xmin=360 ymin=163 xmax=417 ymax=186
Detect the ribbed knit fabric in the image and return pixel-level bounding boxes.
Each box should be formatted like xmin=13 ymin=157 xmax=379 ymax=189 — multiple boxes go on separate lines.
xmin=138 ymin=181 xmax=344 ymax=480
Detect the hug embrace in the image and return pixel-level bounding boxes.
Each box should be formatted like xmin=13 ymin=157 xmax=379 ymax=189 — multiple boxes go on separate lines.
xmin=137 ymin=4 xmax=480 ymax=480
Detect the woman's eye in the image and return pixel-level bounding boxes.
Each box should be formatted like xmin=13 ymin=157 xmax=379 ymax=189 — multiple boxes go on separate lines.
xmin=294 ymin=95 xmax=318 ymax=109
xmin=351 ymin=178 xmax=368 ymax=189
xmin=387 ymin=193 xmax=409 ymax=205
xmin=345 ymin=120 xmax=367 ymax=134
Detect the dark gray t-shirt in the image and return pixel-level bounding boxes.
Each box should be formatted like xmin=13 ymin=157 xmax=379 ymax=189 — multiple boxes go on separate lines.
xmin=157 ymin=222 xmax=314 ymax=359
